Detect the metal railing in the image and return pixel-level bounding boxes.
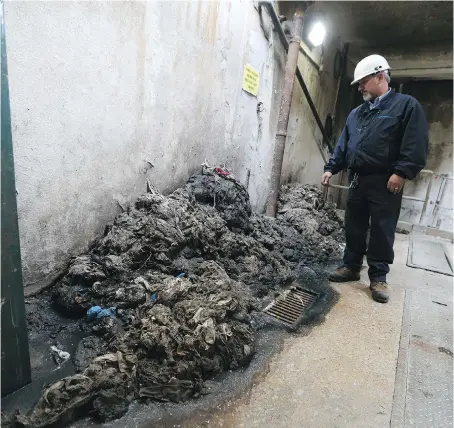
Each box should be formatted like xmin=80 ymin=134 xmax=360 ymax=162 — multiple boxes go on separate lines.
xmin=327 ymin=169 xmax=435 ymax=224
xmin=431 ymin=174 xmax=454 ymax=227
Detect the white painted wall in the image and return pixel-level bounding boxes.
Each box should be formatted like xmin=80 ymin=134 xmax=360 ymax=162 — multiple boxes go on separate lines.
xmin=5 ymin=1 xmax=339 ymax=293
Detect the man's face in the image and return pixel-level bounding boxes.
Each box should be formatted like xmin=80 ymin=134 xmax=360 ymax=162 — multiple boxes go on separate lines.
xmin=358 ymin=73 xmax=381 ymax=101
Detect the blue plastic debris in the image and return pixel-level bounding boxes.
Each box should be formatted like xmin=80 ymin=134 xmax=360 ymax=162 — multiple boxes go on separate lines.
xmin=87 ymin=305 xmax=116 ymax=321
xmin=87 ymin=306 xmax=101 ymax=321
xmin=175 ymin=272 xmax=185 ymax=278
xmin=97 ymin=307 xmax=116 ymax=318
xmin=151 ymin=293 xmax=158 ymax=302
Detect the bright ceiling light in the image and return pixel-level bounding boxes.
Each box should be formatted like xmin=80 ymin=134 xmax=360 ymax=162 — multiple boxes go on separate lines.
xmin=307 ymin=22 xmax=326 ymax=47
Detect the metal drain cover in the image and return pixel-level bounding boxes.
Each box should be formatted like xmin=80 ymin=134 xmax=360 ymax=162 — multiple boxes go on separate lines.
xmin=263 ymin=287 xmax=318 ymax=329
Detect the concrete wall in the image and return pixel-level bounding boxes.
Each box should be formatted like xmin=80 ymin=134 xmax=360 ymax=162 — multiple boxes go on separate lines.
xmin=281 ymin=36 xmax=341 ymax=185
xmin=5 ymin=1 xmax=338 ymax=293
xmin=348 ymin=43 xmax=453 ymax=81
xmin=399 ymin=80 xmax=453 ymax=231
xmin=279 ymin=4 xmax=343 ymax=186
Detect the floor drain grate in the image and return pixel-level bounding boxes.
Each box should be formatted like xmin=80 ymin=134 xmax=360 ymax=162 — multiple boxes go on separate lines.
xmin=263 ymin=287 xmax=318 ymax=328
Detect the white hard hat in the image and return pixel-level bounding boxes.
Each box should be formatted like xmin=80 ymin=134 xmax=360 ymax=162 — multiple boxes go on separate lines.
xmin=351 ymin=54 xmax=391 ymax=85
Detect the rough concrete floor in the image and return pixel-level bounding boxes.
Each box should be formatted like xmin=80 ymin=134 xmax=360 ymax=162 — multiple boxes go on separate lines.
xmin=180 ymin=234 xmax=453 ymax=428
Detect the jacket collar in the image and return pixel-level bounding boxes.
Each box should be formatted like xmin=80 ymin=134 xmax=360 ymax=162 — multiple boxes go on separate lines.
xmin=374 ymin=88 xmax=397 ymax=109
xmin=368 ymin=89 xmax=392 ymax=109
xmin=359 ymin=89 xmax=397 ymax=114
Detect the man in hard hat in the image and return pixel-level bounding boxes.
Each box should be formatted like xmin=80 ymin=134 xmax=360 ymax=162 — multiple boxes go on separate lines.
xmin=322 ymin=54 xmax=428 ymax=303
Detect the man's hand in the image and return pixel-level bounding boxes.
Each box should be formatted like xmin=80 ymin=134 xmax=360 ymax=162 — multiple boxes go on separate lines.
xmin=322 ymin=171 xmax=333 ymax=187
xmin=387 ymin=174 xmax=405 ymax=194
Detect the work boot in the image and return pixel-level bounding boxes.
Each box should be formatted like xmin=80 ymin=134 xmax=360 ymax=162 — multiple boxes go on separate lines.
xmin=328 ymin=267 xmax=360 ymax=282
xmin=370 ymin=281 xmax=390 ymax=303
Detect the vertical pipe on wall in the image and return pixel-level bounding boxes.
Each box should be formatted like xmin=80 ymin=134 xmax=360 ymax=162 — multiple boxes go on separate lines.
xmin=258 ymin=1 xmax=333 ymax=154
xmin=265 ymin=10 xmax=304 ymax=217
xmin=1 ymin=1 xmax=32 ymax=397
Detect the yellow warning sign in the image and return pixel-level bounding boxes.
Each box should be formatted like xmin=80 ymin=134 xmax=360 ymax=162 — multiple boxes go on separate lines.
xmin=242 ymin=63 xmax=260 ymax=96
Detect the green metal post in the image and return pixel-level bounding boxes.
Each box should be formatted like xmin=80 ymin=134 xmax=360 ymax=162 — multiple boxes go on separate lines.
xmin=1 ymin=0 xmax=32 ymax=396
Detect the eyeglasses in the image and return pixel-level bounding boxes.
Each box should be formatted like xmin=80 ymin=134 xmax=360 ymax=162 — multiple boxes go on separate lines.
xmin=358 ymin=72 xmax=381 ymax=86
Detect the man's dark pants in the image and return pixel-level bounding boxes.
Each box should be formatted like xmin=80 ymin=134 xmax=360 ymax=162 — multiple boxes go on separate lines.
xmin=343 ymin=173 xmax=403 ymax=281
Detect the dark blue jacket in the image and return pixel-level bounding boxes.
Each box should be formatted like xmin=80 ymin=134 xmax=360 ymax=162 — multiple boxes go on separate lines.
xmin=324 ymin=90 xmax=428 ymax=179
